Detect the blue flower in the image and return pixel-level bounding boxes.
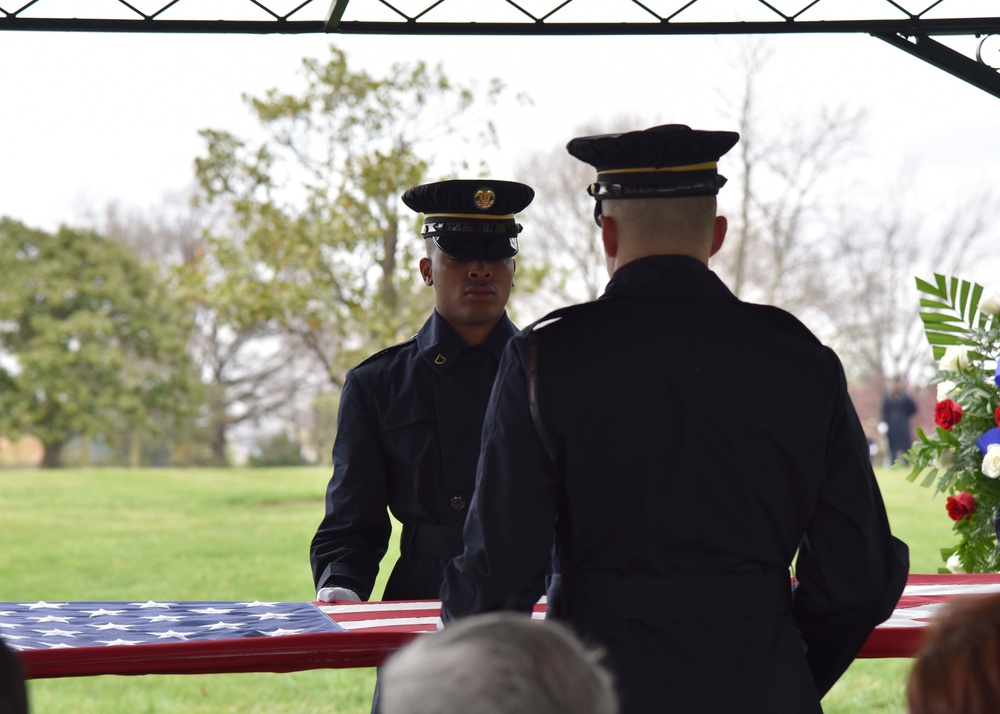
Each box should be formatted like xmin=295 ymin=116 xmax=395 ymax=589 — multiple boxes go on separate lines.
xmin=978 ymin=428 xmax=1000 ymax=455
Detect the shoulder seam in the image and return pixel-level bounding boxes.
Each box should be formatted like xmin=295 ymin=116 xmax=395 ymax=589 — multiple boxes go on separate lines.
xmin=354 ymin=335 xmax=417 ymax=368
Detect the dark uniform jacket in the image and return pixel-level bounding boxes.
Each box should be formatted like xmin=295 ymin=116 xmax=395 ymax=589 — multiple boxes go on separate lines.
xmin=310 ymin=310 xmax=517 ymax=601
xmin=441 ymin=255 xmax=909 ymax=714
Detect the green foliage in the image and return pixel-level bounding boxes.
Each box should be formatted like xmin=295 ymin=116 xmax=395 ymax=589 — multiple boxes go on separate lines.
xmin=0 ymin=218 xmax=199 ymax=467
xmin=249 ymin=432 xmax=309 ymax=467
xmin=914 ymin=274 xmax=997 ymax=361
xmin=904 ymin=274 xmax=1000 ymax=572
xmin=186 ymin=44 xmax=510 ymax=390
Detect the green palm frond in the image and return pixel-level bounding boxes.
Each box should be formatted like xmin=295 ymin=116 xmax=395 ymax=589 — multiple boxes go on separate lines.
xmin=915 ymin=274 xmax=995 ymax=360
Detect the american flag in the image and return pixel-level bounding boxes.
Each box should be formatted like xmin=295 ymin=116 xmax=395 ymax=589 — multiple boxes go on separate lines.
xmin=1 ymin=600 xmax=343 ymax=651
xmin=6 ymin=574 xmax=1000 ymax=679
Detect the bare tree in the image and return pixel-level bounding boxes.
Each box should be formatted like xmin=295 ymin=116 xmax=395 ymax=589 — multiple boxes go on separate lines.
xmin=825 ymin=180 xmax=1000 ymax=386
xmin=81 ymin=190 xmax=206 ymax=267
xmin=513 ymin=116 xmax=646 ymax=319
xmin=713 ymin=38 xmax=868 ymax=317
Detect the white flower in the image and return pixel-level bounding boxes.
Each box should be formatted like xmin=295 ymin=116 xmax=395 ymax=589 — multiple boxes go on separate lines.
xmin=936 ymin=380 xmax=958 ymax=401
xmin=980 ymin=286 xmax=1000 ymax=316
xmin=946 ymin=552 xmax=966 ymax=574
xmin=934 ymin=449 xmax=957 ymax=470
xmin=983 ymin=444 xmax=1000 ymax=479
xmin=939 ymin=345 xmax=972 ymax=372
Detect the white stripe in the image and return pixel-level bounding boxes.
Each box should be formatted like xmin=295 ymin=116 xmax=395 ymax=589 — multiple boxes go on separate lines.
xmin=902 ymin=583 xmax=1000 ymax=596
xmin=318 ymin=602 xmax=441 ymax=615
xmin=878 ymin=603 xmax=946 ymax=628
xmin=336 ymin=616 xmax=440 ymax=631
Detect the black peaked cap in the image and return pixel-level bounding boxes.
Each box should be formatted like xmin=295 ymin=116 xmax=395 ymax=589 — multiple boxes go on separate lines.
xmin=401 ymin=179 xmax=534 ymax=216
xmin=567 ymin=124 xmax=739 ymax=174
xmin=401 ymin=179 xmax=534 ymax=260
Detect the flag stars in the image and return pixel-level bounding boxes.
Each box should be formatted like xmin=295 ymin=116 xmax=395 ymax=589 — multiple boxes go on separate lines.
xmin=33 ymin=628 xmax=81 ymax=638
xmin=0 ymin=600 xmax=340 ymax=652
xmin=131 ymin=601 xmax=175 ymax=609
xmin=261 ymin=628 xmax=305 ymax=637
xmin=204 ymin=621 xmax=242 ymax=631
xmin=90 ymin=622 xmax=133 ymax=631
xmin=253 ymin=613 xmax=292 ymax=621
xmin=152 ymin=630 xmax=194 ymax=640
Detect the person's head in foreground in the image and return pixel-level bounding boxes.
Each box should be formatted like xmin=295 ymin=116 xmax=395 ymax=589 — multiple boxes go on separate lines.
xmin=906 ymin=593 xmax=1000 ymax=714
xmin=379 ymin=613 xmax=618 ymax=714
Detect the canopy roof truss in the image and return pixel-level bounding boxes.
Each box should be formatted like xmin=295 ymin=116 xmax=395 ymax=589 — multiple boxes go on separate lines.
xmin=3 ymin=0 xmax=1000 ymax=98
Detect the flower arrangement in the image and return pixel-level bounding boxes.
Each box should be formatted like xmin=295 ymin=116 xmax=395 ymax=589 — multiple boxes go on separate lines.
xmin=904 ymin=274 xmax=1000 ymax=573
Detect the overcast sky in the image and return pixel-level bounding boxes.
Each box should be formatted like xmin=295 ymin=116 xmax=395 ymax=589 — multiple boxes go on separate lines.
xmin=1 ymin=14 xmax=999 ymax=279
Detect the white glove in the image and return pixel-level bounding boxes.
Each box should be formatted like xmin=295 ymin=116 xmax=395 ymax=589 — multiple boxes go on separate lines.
xmin=316 ymin=586 xmax=361 ymax=602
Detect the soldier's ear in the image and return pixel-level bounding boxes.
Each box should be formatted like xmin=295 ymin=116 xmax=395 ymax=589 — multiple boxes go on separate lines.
xmin=601 ymin=215 xmax=618 ymax=259
xmin=419 ymin=257 xmax=433 ymax=286
xmin=709 ymin=215 xmax=727 ymax=257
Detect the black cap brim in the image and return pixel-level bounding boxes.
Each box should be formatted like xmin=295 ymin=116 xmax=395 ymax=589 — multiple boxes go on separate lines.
xmin=432 ymin=235 xmax=518 ymax=260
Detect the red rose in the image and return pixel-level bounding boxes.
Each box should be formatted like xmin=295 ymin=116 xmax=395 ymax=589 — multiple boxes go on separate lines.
xmin=995 ymin=406 xmax=1000 ymax=427
xmin=946 ymin=492 xmax=976 ymax=521
xmin=935 ymin=399 xmax=964 ymax=431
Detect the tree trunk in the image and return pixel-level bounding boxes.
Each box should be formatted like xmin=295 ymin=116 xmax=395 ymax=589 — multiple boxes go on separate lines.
xmin=40 ymin=439 xmax=65 ymax=468
xmin=211 ymin=420 xmax=230 ymax=466
xmin=129 ymin=429 xmax=142 ymax=468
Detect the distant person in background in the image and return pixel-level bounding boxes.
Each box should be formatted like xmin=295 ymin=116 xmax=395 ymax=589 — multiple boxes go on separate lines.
xmin=907 ymin=593 xmax=1000 ymax=714
xmin=882 ymin=376 xmax=917 ymax=465
xmin=0 ymin=638 xmax=29 ymax=714
xmin=380 ymin=613 xmax=618 ymax=714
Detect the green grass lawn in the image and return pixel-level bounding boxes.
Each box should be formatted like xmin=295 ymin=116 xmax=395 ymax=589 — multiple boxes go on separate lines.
xmin=0 ymin=465 xmax=951 ymax=713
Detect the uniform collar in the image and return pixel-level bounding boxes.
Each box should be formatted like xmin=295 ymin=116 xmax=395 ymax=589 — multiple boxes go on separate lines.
xmin=417 ymin=310 xmax=517 ymax=371
xmin=601 ymin=255 xmax=736 ymax=301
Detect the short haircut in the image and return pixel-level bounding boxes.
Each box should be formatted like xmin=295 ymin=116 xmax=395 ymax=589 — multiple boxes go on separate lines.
xmin=380 ymin=613 xmax=618 ymax=714
xmin=907 ymin=593 xmax=1000 ymax=714
xmin=603 ymin=195 xmax=717 ymax=241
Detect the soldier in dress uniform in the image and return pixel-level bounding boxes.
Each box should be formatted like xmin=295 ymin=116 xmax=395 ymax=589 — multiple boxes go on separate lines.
xmin=309 ymin=178 xmax=533 ymax=710
xmin=440 ymin=125 xmax=909 ymax=714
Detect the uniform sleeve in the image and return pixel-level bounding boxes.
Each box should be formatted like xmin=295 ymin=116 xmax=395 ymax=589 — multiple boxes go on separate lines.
xmin=309 ymin=369 xmax=392 ymax=601
xmin=440 ymin=335 xmax=557 ymax=621
xmin=793 ymin=350 xmax=909 ymax=696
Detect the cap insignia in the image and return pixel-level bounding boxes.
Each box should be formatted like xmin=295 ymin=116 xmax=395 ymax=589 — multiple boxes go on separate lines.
xmin=473 ymin=187 xmax=496 ymax=210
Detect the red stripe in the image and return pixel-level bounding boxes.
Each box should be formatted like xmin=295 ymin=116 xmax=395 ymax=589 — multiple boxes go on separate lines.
xmin=13 ymin=575 xmax=997 ymax=677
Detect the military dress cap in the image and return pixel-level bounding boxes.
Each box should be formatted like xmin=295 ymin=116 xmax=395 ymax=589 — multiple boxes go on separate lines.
xmin=402 ymin=179 xmax=534 ymax=260
xmin=566 ymin=124 xmax=739 ymax=224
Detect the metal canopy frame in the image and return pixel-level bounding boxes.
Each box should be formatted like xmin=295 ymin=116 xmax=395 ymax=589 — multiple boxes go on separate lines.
xmin=3 ymin=0 xmax=1000 ymax=98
